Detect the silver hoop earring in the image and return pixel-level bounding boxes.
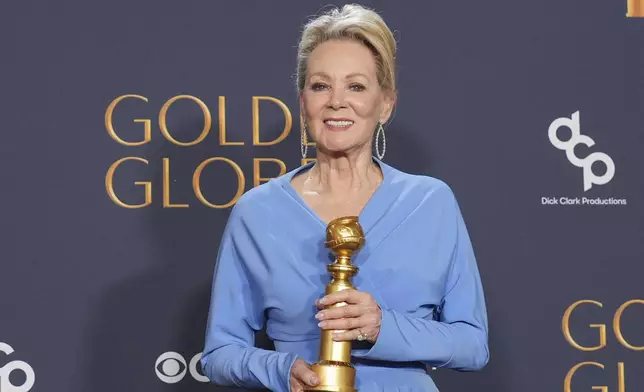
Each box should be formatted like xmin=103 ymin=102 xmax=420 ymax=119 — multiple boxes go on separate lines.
xmin=375 ymin=122 xmax=386 ymax=160
xmin=301 ymin=123 xmax=309 ymax=160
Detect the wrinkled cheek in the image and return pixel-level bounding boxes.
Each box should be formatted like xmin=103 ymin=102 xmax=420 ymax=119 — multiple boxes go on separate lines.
xmin=302 ymin=92 xmax=328 ymax=113
xmin=349 ymin=99 xmax=380 ymax=119
xmin=301 ymin=105 xmax=325 ymax=141
xmin=308 ymin=125 xmax=323 ymax=143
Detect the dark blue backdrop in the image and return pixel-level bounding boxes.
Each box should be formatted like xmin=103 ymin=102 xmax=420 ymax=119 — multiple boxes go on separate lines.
xmin=1 ymin=1 xmax=643 ymax=391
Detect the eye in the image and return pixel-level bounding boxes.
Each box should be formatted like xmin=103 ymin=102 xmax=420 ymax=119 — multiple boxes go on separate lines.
xmin=349 ymin=83 xmax=366 ymax=92
xmin=311 ymin=82 xmax=328 ymax=91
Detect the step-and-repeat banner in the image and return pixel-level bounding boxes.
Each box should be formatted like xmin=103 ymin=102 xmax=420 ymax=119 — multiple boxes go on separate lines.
xmin=2 ymin=1 xmax=643 ymax=391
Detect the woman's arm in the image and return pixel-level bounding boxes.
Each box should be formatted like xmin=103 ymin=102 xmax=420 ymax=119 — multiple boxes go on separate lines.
xmin=352 ymin=185 xmax=490 ymax=371
xmin=200 ymin=205 xmax=298 ymax=391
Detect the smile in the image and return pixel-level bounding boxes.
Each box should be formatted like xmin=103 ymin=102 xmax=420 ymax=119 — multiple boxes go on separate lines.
xmin=324 ymin=119 xmax=354 ymax=131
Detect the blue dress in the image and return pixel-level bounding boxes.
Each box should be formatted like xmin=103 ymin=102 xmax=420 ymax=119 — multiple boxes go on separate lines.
xmin=200 ymin=158 xmax=489 ymax=392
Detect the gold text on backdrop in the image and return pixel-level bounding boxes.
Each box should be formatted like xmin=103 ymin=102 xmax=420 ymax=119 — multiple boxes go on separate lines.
xmin=562 ymin=299 xmax=644 ymax=392
xmin=626 ymin=0 xmax=644 ymax=17
xmin=104 ymin=94 xmax=316 ymax=208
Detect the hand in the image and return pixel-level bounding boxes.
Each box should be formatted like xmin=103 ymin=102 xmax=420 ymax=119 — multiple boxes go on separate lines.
xmin=315 ymin=289 xmax=382 ymax=343
xmin=290 ymin=358 xmax=320 ymax=392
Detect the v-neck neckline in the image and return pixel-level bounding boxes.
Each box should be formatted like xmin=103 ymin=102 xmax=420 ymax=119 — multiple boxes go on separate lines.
xmin=278 ymin=157 xmax=394 ymax=233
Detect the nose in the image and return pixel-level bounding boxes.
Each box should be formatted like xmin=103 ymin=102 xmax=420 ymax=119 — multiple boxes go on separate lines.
xmin=328 ymin=88 xmax=347 ymax=110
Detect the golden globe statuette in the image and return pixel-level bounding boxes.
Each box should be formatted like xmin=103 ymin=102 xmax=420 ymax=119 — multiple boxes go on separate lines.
xmin=306 ymin=216 xmax=365 ymax=392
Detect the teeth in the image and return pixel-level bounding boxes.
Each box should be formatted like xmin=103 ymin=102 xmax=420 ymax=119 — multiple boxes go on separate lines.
xmin=325 ymin=120 xmax=354 ymax=127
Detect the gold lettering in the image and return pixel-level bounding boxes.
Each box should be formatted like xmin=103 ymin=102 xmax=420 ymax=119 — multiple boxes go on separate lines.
xmin=163 ymin=158 xmax=189 ymax=208
xmin=614 ymin=299 xmax=644 ymax=350
xmin=193 ymin=157 xmax=245 ymax=209
xmin=627 ymin=0 xmax=644 ymax=17
xmin=219 ymin=96 xmax=244 ymax=145
xmin=105 ymin=157 xmax=151 ymax=208
xmin=252 ymin=96 xmax=292 ymax=146
xmin=159 ymin=95 xmax=211 ymax=146
xmin=564 ymin=362 xmax=607 ymax=392
xmin=105 ymin=94 xmax=151 ymax=146
xmin=253 ymin=158 xmax=287 ymax=187
xmin=618 ymin=362 xmax=626 ymax=392
xmin=562 ymin=300 xmax=606 ymax=351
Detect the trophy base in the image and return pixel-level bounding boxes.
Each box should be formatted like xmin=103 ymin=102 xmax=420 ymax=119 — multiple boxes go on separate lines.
xmin=304 ymin=360 xmax=357 ymax=392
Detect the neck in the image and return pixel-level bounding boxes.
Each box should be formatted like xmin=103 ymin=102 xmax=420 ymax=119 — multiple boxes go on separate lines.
xmin=306 ymin=148 xmax=382 ymax=194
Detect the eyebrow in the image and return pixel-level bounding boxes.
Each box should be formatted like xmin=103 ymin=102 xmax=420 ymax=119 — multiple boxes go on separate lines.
xmin=308 ymin=72 xmax=370 ymax=80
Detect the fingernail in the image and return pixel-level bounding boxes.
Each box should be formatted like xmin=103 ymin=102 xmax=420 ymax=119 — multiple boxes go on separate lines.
xmin=318 ymin=321 xmax=326 ymax=328
xmin=311 ymin=375 xmax=319 ymax=384
xmin=315 ymin=312 xmax=324 ymax=320
xmin=331 ymin=333 xmax=339 ymax=340
xmin=319 ymin=297 xmax=327 ymax=305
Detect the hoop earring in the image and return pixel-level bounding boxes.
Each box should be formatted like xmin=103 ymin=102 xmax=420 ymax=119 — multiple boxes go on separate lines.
xmin=301 ymin=123 xmax=309 ymax=160
xmin=375 ymin=122 xmax=386 ymax=160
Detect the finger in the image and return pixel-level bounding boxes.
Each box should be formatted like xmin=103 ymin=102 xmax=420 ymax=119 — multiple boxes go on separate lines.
xmin=331 ymin=328 xmax=370 ymax=342
xmin=293 ymin=363 xmax=320 ymax=387
xmin=319 ymin=289 xmax=365 ymax=306
xmin=316 ymin=304 xmax=363 ymax=321
xmin=290 ymin=378 xmax=304 ymax=392
xmin=318 ymin=314 xmax=370 ymax=331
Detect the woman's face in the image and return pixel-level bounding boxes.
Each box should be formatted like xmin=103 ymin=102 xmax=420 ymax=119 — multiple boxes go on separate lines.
xmin=301 ymin=39 xmax=394 ymax=156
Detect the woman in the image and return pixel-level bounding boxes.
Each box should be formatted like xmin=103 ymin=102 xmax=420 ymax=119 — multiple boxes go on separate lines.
xmin=200 ymin=4 xmax=489 ymax=391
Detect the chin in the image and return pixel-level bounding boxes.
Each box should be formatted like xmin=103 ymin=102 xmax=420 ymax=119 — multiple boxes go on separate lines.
xmin=317 ymin=141 xmax=361 ymax=156
xmin=313 ymin=124 xmax=370 ymax=154
xmin=319 ymin=133 xmax=360 ymax=149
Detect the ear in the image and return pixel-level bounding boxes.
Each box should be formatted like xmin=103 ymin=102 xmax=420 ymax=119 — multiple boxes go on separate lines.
xmin=380 ymin=91 xmax=396 ymax=124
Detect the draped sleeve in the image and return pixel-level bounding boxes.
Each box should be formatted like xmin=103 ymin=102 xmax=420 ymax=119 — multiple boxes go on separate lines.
xmin=352 ymin=183 xmax=490 ymax=371
xmin=200 ymin=199 xmax=299 ymax=391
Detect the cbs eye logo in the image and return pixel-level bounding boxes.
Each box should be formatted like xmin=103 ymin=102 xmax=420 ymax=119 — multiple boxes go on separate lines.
xmin=0 ymin=343 xmax=35 ymax=392
xmin=155 ymin=351 xmax=209 ymax=384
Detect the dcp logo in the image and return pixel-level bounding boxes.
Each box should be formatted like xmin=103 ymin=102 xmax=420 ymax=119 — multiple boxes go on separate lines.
xmin=0 ymin=342 xmax=35 ymax=392
xmin=155 ymin=351 xmax=209 ymax=384
xmin=548 ymin=110 xmax=615 ymax=191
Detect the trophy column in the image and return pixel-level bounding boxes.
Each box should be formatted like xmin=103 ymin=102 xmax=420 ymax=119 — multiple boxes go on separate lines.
xmin=305 ymin=216 xmax=365 ymax=392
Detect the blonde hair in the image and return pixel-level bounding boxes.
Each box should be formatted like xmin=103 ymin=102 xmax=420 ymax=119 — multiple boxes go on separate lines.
xmin=296 ymin=4 xmax=397 ymax=95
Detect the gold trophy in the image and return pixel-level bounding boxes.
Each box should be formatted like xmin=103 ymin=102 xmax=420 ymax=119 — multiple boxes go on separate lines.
xmin=306 ymin=216 xmax=365 ymax=392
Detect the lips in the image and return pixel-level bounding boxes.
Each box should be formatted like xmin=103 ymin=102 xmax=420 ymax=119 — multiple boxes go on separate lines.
xmin=323 ymin=119 xmax=354 ymax=131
